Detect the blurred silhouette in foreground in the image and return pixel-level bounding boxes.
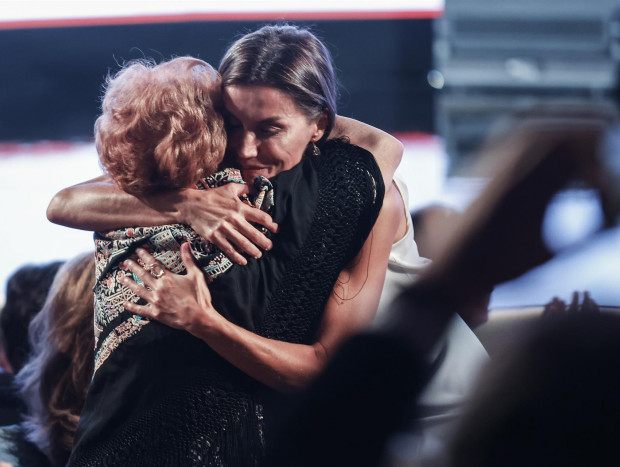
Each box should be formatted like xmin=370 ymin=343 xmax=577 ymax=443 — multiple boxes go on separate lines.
xmin=410 ymin=204 xmax=491 ymax=330
xmin=376 ymin=202 xmax=490 ymax=467
xmin=543 ymin=290 xmax=600 ymax=317
xmin=264 ymin=106 xmax=617 ymax=467
xmin=450 ymin=311 xmax=620 ymax=466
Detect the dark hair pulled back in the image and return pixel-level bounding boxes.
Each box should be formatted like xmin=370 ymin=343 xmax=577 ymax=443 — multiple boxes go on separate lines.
xmin=219 ymin=24 xmax=338 ymax=142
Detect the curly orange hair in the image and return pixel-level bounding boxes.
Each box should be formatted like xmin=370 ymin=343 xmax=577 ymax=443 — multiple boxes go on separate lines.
xmin=95 ymin=57 xmax=227 ymax=196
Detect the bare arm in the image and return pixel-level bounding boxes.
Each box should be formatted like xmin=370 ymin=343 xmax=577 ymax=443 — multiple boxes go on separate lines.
xmin=47 ymin=174 xmax=182 ymax=230
xmin=46 ymin=116 xmax=398 ymax=261
xmin=121 ymin=185 xmax=403 ymax=392
xmin=331 ymin=115 xmax=404 ymax=186
xmin=47 ymin=174 xmax=277 ymax=265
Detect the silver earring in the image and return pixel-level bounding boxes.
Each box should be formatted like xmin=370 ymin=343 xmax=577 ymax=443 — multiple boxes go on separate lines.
xmin=311 ymin=142 xmax=320 ymax=156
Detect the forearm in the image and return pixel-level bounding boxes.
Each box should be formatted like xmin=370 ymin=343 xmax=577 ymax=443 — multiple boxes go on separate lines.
xmin=195 ymin=173 xmax=402 ymax=394
xmin=192 ymin=312 xmax=326 ymax=392
xmin=47 ymin=175 xmax=182 ymax=230
xmin=331 ymin=115 xmax=404 ymax=185
xmin=191 ymin=193 xmax=403 ymax=392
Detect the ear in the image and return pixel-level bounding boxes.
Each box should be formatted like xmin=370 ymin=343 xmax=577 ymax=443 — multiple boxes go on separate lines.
xmin=311 ymin=110 xmax=329 ymax=142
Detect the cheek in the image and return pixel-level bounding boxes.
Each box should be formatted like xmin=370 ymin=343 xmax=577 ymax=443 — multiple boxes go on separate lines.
xmin=285 ymin=151 xmax=304 ymax=169
xmin=259 ymin=141 xmax=291 ymax=166
xmin=276 ymin=143 xmax=305 ymax=170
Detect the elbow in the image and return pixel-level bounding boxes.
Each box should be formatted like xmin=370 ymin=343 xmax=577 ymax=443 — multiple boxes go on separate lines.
xmin=46 ymin=189 xmax=69 ymax=225
xmin=373 ymin=134 xmax=404 ymax=184
xmin=276 ymin=377 xmax=312 ymax=394
xmin=47 ymin=187 xmax=84 ymax=228
xmin=389 ymin=137 xmax=404 ymax=168
xmin=385 ymin=138 xmax=404 ymax=185
xmin=276 ymin=345 xmax=330 ymax=394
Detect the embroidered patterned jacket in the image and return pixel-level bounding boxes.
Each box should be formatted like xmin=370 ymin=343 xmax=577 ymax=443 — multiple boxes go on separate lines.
xmin=92 ymin=168 xmax=273 ymax=372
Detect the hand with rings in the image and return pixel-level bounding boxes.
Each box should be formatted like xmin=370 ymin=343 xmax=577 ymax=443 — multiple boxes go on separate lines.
xmin=144 ymin=261 xmax=165 ymax=279
xmin=119 ymin=244 xmax=218 ymax=335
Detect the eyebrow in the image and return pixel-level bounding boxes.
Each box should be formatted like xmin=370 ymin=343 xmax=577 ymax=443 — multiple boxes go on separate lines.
xmin=223 ymin=110 xmax=286 ymax=127
xmin=257 ymin=117 xmax=285 ymax=126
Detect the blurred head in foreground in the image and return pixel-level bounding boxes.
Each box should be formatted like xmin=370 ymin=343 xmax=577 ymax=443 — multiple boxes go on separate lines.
xmin=451 ymin=311 xmax=620 ymax=466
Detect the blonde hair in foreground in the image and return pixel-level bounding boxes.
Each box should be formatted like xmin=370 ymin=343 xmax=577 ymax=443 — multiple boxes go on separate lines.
xmin=95 ymin=57 xmax=227 ymax=196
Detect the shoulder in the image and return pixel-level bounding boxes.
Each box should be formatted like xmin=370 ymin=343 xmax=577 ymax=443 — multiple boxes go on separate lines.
xmin=314 ymin=138 xmax=385 ymax=202
xmin=319 ymin=138 xmax=376 ymax=165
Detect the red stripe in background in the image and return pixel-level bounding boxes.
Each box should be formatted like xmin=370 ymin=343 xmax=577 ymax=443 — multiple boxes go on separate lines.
xmin=0 ymin=10 xmax=443 ymax=30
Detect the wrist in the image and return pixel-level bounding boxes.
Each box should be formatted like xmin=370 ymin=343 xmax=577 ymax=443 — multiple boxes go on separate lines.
xmin=189 ymin=302 xmax=224 ymax=340
xmin=173 ymin=188 xmax=196 ymax=224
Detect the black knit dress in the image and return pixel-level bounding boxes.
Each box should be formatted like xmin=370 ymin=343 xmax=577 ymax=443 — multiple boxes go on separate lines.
xmin=68 ymin=139 xmax=385 ymax=467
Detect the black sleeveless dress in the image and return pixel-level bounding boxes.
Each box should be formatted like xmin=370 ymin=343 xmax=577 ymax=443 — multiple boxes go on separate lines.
xmin=68 ymin=139 xmax=385 ymax=466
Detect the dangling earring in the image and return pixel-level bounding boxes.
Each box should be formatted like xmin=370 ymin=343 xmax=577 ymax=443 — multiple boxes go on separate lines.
xmin=311 ymin=142 xmax=320 ymax=156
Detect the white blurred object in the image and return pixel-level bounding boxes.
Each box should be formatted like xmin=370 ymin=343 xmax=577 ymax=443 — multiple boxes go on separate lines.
xmin=0 ymin=0 xmax=445 ymax=22
xmin=0 ymin=143 xmax=101 ymax=305
xmin=542 ymin=189 xmax=605 ymax=254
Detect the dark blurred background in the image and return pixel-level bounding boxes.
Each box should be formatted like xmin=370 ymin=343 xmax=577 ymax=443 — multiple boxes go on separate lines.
xmin=3 ymin=0 xmax=620 ymax=308
xmin=3 ymin=0 xmax=620 ymax=173
xmin=0 ymin=19 xmax=434 ymax=142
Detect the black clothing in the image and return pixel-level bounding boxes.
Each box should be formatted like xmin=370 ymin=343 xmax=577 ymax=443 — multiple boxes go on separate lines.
xmin=0 ymin=373 xmax=25 ymax=427
xmin=69 ymin=140 xmax=384 ymax=466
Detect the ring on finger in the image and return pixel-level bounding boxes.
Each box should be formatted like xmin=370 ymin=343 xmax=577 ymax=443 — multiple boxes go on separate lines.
xmin=151 ymin=268 xmax=165 ymax=279
xmin=144 ymin=262 xmax=157 ymax=271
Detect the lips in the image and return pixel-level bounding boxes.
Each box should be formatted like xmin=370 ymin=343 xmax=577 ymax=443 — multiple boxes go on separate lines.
xmin=240 ymin=166 xmax=272 ymax=182
xmin=241 ymin=165 xmax=268 ymax=172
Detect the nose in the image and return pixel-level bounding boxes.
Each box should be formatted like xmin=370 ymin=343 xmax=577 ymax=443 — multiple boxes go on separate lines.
xmin=237 ymin=130 xmax=258 ymax=160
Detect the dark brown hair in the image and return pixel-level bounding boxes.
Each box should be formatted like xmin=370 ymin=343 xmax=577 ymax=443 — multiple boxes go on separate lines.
xmin=219 ymin=24 xmax=338 ymax=142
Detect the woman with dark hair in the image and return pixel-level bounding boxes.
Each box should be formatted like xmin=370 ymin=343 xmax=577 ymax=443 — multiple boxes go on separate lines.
xmin=49 ymin=24 xmax=405 ymax=466
xmin=0 ymin=252 xmax=95 ymax=467
xmin=0 ymin=261 xmax=64 ymax=375
xmin=0 ymin=261 xmax=64 ymax=428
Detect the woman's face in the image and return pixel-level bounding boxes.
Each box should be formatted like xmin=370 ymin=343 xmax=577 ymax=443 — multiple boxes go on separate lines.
xmin=223 ymin=85 xmax=325 ymax=181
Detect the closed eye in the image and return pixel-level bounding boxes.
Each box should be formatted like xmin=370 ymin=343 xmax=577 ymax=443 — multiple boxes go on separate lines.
xmin=258 ymin=126 xmax=281 ymax=137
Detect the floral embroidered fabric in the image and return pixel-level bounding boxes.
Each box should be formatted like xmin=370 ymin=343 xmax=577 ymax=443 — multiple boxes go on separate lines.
xmin=92 ymin=168 xmax=274 ymax=372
